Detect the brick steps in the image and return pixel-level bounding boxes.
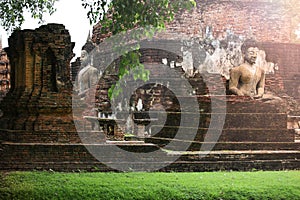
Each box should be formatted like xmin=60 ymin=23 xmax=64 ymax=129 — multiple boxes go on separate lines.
xmin=1 ymin=160 xmax=299 ymax=172
xmin=0 ymin=129 xmax=83 ymax=143
xmin=145 ymin=139 xmax=300 ymax=151
xmin=148 ymin=127 xmax=294 ymax=146
xmin=2 ymin=128 xmax=294 ymax=144
xmin=174 ymin=150 xmax=300 ymax=161
xmin=165 ymin=160 xmax=300 ymax=172
xmin=1 ymin=142 xmax=300 ymax=172
xmin=146 ymin=111 xmax=288 ymax=129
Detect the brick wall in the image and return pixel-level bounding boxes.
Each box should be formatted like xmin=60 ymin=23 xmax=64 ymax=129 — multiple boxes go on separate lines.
xmin=260 ymin=43 xmax=300 ymax=103
xmin=165 ymin=0 xmax=298 ymax=43
xmin=91 ymin=0 xmax=300 ymax=105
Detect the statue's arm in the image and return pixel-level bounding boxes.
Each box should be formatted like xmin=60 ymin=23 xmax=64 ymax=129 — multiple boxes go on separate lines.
xmin=256 ymin=70 xmax=265 ymax=97
xmin=90 ymin=68 xmax=100 ymax=86
xmin=74 ymin=75 xmax=80 ymax=93
xmin=229 ymin=68 xmax=243 ymax=95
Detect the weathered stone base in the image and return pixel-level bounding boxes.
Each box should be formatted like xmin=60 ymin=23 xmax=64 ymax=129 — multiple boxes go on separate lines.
xmin=1 ymin=92 xmax=296 ymax=172
xmin=0 ymin=130 xmax=82 ymax=143
xmin=145 ymin=95 xmax=293 ymax=149
xmin=146 ymin=129 xmax=295 ymax=151
xmin=0 ymin=142 xmax=300 ymax=172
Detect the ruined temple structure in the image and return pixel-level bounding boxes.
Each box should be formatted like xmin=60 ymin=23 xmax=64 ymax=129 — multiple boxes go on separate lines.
xmin=90 ymin=0 xmax=300 ymax=169
xmin=91 ymin=0 xmax=300 ymax=139
xmin=1 ymin=0 xmax=300 ymax=172
xmin=0 ymin=24 xmax=79 ymax=141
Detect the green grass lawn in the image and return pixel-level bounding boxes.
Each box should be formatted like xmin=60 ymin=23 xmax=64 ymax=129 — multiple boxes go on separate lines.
xmin=1 ymin=171 xmax=300 ymax=200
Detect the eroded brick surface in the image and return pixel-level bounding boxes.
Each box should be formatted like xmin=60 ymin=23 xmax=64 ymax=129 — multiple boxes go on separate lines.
xmin=0 ymin=24 xmax=77 ymax=136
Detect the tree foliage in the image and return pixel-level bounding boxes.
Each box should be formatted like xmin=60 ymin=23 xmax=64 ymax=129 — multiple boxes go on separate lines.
xmin=0 ymin=0 xmax=57 ymax=32
xmin=82 ymin=0 xmax=196 ymax=34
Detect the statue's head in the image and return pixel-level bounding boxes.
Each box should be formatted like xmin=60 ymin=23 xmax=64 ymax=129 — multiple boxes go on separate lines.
xmin=80 ymin=50 xmax=90 ymax=66
xmin=244 ymin=47 xmax=258 ymax=65
xmin=241 ymin=39 xmax=259 ymax=65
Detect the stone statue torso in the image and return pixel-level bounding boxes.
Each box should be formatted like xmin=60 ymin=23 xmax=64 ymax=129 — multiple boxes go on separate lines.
xmin=77 ymin=64 xmax=99 ymax=96
xmin=230 ymin=64 xmax=264 ymax=97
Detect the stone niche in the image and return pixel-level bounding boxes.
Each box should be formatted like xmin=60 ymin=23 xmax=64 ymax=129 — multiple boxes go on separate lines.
xmin=0 ymin=24 xmax=79 ymax=143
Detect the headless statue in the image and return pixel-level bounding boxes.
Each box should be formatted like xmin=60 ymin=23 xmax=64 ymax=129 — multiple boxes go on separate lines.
xmin=76 ymin=50 xmax=99 ymax=97
xmin=229 ymin=47 xmax=265 ymax=98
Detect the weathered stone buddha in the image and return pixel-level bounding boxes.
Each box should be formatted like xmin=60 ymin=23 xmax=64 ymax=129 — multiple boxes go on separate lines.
xmin=76 ymin=50 xmax=99 ymax=97
xmin=229 ymin=47 xmax=265 ymax=98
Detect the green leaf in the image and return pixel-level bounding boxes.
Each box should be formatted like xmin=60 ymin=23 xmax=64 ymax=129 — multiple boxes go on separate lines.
xmin=0 ymin=0 xmax=57 ymax=32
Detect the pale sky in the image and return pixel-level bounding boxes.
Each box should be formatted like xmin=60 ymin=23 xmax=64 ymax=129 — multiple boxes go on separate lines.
xmin=0 ymin=0 xmax=92 ymax=60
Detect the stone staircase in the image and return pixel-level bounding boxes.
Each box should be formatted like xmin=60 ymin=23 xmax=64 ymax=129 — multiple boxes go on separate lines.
xmin=1 ymin=139 xmax=300 ymax=172
xmin=1 ymin=101 xmax=300 ymax=172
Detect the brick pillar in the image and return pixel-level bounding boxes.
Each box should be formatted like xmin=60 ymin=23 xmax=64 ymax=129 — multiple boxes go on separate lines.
xmin=0 ymin=24 xmax=77 ymax=135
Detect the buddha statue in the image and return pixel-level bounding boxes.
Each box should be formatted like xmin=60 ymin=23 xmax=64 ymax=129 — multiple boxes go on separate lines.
xmin=229 ymin=37 xmax=265 ymax=98
xmin=76 ymin=50 xmax=99 ymax=97
xmin=229 ymin=46 xmax=265 ymax=98
xmin=229 ymin=43 xmax=285 ymax=109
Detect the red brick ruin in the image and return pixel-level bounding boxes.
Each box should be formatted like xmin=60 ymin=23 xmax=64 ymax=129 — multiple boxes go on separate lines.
xmin=0 ymin=0 xmax=300 ymax=171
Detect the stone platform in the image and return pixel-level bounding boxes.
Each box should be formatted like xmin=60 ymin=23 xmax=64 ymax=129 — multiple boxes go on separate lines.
xmin=143 ymin=95 xmax=294 ymax=150
xmin=1 ymin=92 xmax=299 ymax=172
xmin=1 ymin=142 xmax=300 ymax=172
